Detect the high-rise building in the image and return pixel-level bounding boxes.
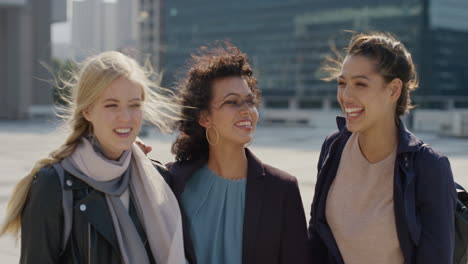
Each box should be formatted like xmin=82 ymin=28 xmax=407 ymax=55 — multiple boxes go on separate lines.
xmin=426 ymin=0 xmax=468 ymax=108
xmin=0 ymin=0 xmax=62 ymax=119
xmin=162 ymin=0 xmax=426 ymax=109
xmin=160 ymin=0 xmax=467 ymax=121
xmin=71 ymin=0 xmax=139 ymax=60
xmin=117 ymin=0 xmax=140 ymax=52
xmin=139 ymin=0 xmax=164 ymax=71
xmin=71 ymin=0 xmax=117 ymax=59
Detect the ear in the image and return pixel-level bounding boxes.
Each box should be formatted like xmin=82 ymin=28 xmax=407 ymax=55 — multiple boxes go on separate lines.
xmin=82 ymin=108 xmax=92 ymax=122
xmin=198 ymin=110 xmax=212 ymax=128
xmin=388 ymin=78 xmax=403 ymax=103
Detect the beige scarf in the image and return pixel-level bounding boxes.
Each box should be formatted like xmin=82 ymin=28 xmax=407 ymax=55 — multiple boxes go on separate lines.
xmin=63 ymin=138 xmax=186 ymax=264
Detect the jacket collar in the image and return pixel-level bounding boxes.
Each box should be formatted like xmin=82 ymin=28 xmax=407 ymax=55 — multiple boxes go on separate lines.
xmin=167 ymin=148 xmax=267 ymax=264
xmin=395 ymin=119 xmax=423 ymax=154
xmin=335 ymin=116 xmax=423 ymax=155
xmin=168 ymin=148 xmax=266 ymax=195
xmin=245 ymin=148 xmax=266 ymax=179
xmin=167 ymin=158 xmax=206 ymax=196
xmin=242 ymin=148 xmax=267 ymax=263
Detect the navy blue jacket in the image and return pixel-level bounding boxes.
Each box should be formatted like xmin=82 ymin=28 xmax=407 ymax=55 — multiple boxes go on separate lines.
xmin=308 ymin=117 xmax=456 ymax=264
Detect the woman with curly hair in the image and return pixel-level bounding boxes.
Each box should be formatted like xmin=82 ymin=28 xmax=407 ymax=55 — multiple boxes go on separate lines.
xmin=165 ymin=43 xmax=310 ymax=264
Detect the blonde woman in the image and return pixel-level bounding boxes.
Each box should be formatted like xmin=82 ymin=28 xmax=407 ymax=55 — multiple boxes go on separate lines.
xmin=0 ymin=51 xmax=188 ymax=264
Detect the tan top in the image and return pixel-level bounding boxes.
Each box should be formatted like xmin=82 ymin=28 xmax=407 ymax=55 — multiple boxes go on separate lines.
xmin=326 ymin=132 xmax=403 ymax=264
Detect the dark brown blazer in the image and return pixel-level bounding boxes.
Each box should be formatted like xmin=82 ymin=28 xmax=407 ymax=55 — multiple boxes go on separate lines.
xmin=166 ymin=148 xmax=311 ymax=264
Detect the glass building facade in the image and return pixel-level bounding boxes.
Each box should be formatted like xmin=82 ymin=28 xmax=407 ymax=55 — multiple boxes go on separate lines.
xmin=159 ymin=0 xmax=465 ymax=110
xmin=425 ymin=0 xmax=468 ymax=108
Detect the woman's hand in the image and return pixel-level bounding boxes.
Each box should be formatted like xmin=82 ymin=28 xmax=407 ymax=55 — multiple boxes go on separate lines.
xmin=135 ymin=138 xmax=152 ymax=155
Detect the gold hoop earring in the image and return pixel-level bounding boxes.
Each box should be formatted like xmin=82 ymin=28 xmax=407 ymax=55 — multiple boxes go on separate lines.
xmin=206 ymin=126 xmax=219 ymax=146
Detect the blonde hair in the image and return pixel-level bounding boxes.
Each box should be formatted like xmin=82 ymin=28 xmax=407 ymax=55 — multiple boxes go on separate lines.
xmin=0 ymin=51 xmax=180 ymax=237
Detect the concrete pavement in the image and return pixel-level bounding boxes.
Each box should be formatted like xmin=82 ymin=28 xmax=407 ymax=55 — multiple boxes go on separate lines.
xmin=0 ymin=120 xmax=467 ymax=262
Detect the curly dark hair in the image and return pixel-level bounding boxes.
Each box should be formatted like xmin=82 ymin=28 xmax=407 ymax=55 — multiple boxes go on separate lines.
xmin=171 ymin=42 xmax=261 ymax=162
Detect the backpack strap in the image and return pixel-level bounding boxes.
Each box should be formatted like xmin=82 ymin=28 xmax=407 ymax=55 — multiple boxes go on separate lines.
xmin=52 ymin=163 xmax=73 ymax=256
xmin=456 ymin=182 xmax=466 ymax=192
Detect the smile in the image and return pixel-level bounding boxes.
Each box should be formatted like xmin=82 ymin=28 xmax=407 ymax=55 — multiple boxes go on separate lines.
xmin=235 ymin=120 xmax=253 ymax=128
xmin=344 ymin=106 xmax=364 ymax=117
xmin=114 ymin=128 xmax=132 ymax=134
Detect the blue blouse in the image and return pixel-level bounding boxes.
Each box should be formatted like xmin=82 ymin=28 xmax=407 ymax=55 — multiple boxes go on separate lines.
xmin=181 ymin=164 xmax=246 ymax=264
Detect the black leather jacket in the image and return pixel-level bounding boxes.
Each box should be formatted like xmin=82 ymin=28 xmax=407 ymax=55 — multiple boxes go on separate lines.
xmin=20 ymin=164 xmax=159 ymax=264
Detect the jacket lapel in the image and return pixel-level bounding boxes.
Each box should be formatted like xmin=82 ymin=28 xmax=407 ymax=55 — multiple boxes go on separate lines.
xmin=242 ymin=149 xmax=266 ymax=264
xmin=168 ymin=159 xmax=207 ymax=197
xmin=168 ymin=150 xmax=268 ymax=264
xmin=74 ymin=190 xmax=120 ymax=252
xmin=316 ymin=134 xmax=347 ymax=264
xmin=167 ymin=159 xmax=207 ymax=264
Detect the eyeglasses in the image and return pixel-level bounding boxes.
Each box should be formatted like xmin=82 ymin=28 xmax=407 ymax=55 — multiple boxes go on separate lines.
xmin=212 ymin=97 xmax=259 ymax=110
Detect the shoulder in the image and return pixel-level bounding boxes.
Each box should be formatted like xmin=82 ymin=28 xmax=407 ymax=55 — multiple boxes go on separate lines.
xmin=165 ymin=161 xmax=175 ymax=171
xmin=317 ymin=130 xmax=341 ymax=150
xmin=417 ymin=143 xmax=446 ymax=159
xmin=150 ymin=159 xmax=173 ymax=183
xmin=411 ymin=144 xmax=456 ymax=219
xmin=413 ymin=143 xmax=454 ymax=196
xmin=150 ymin=158 xmax=170 ymax=172
xmin=32 ymin=165 xmax=63 ymax=196
xmin=262 ymin=163 xmax=299 ymax=191
xmin=165 ymin=160 xmax=185 ymax=178
xmin=318 ymin=130 xmax=348 ymax=165
xmin=24 ymin=164 xmax=63 ymax=215
xmin=260 ymin=164 xmax=305 ymax=211
xmin=324 ymin=130 xmax=341 ymax=143
xmin=321 ymin=129 xmax=347 ymax=152
xmin=414 ymin=143 xmax=451 ymax=172
xmin=165 ymin=159 xmax=206 ymax=180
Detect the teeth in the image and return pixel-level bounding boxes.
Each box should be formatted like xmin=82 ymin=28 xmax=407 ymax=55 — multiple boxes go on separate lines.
xmin=345 ymin=107 xmax=364 ymax=113
xmin=115 ymin=128 xmax=131 ymax=134
xmin=236 ymin=121 xmax=252 ymax=127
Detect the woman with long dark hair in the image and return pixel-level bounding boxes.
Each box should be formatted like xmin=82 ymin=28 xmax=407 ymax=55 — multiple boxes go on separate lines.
xmin=308 ymin=32 xmax=456 ymax=264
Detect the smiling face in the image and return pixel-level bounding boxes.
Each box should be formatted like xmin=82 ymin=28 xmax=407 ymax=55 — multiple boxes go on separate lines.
xmin=83 ymin=77 xmax=143 ymax=160
xmin=200 ymin=76 xmax=259 ymax=147
xmin=337 ymin=55 xmax=399 ymax=134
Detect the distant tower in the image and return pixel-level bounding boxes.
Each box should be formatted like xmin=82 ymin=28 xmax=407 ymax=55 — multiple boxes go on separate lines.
xmin=116 ymin=0 xmax=140 ymax=55
xmin=0 ymin=0 xmax=63 ymax=119
xmin=71 ymin=0 xmax=116 ymax=59
xmin=71 ymin=0 xmax=139 ymax=60
xmin=139 ymin=0 xmax=164 ymax=71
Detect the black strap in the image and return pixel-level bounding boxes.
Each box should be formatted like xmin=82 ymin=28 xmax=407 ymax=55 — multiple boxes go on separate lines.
xmin=456 ymin=182 xmax=466 ymax=192
xmin=52 ymin=163 xmax=73 ymax=255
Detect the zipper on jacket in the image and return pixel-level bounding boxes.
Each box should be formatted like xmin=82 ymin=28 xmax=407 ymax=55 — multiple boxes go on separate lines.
xmin=84 ymin=187 xmax=91 ymax=264
xmin=88 ymin=223 xmax=91 ymax=264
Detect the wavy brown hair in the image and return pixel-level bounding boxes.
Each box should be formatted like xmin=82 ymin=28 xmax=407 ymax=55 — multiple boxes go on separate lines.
xmin=171 ymin=42 xmax=261 ymax=161
xmin=323 ymin=31 xmax=418 ymax=118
